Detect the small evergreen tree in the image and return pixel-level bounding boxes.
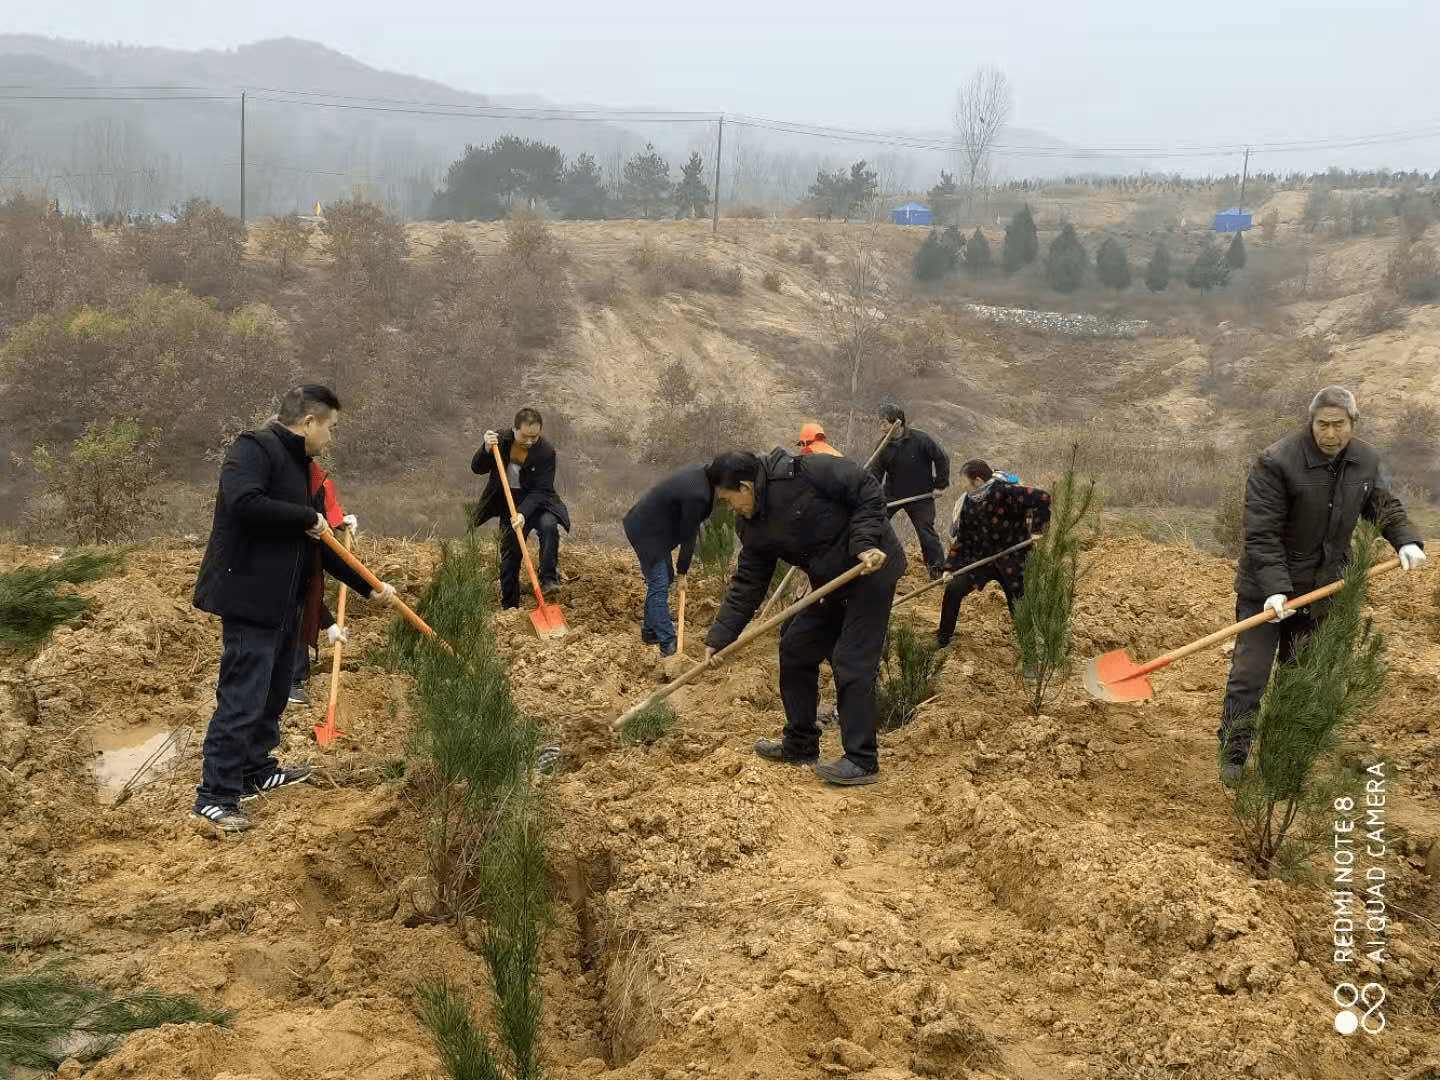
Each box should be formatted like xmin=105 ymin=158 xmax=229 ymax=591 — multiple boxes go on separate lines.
xmin=1229 ymin=525 xmax=1388 ymax=877
xmin=1144 ymin=243 xmax=1171 ymax=292
xmin=556 ymin=153 xmax=608 ymax=220
xmin=673 ymin=151 xmax=711 ymax=219
xmin=1186 ymin=237 xmax=1232 ymax=293
xmin=807 ymin=168 xmax=852 ymax=217
xmin=928 ymin=171 xmax=961 ymax=224
xmin=964 ymin=228 xmax=993 ymax=276
xmin=912 ymin=230 xmax=955 ymax=282
xmin=621 ymin=143 xmax=672 ymax=219
xmin=1225 ymin=232 xmax=1248 ymax=269
xmin=940 ymin=225 xmax=965 ymax=262
xmin=1002 ymin=204 xmax=1039 ymax=273
xmin=698 ymin=500 xmax=736 ymax=578
xmin=847 ymin=160 xmax=879 ymax=212
xmin=1011 ymin=448 xmax=1097 ymax=715
xmin=1095 ymin=236 xmax=1132 ymax=291
xmin=1044 ymin=222 xmax=1087 ymax=293
xmin=877 ymin=621 xmax=948 ymax=730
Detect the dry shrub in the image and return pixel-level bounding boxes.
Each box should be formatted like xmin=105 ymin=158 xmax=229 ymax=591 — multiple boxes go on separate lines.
xmin=641 ymin=253 xmax=742 ymax=297
xmin=321 ymin=197 xmax=408 ymax=304
xmin=899 ymin=309 xmax=951 ymax=376
xmin=1357 ymin=293 xmax=1403 ymax=336
xmin=1386 ymin=401 xmax=1440 ymax=499
xmin=252 ymin=213 xmax=314 ymax=278
xmin=0 ymin=195 xmax=126 ymax=322
xmin=628 ymin=241 xmax=657 ymax=272
xmin=23 ymin=419 xmax=164 ymax=544
xmin=1385 ymin=236 xmax=1440 ymax=302
xmin=726 ymin=205 xmax=767 ymax=219
xmin=761 ymin=270 xmax=782 ymax=293
xmin=794 ymin=243 xmax=815 ymax=265
xmin=121 ymin=199 xmax=246 ymax=306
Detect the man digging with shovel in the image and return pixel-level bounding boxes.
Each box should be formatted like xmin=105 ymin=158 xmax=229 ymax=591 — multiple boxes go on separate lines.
xmin=191 ymin=386 xmax=398 ymax=833
xmin=703 ymin=449 xmax=905 ymax=786
xmin=1217 ymin=385 xmax=1424 ymax=786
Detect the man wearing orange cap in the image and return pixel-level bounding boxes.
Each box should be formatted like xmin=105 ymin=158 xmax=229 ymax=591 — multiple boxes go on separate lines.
xmin=796 ymin=422 xmax=843 ymax=457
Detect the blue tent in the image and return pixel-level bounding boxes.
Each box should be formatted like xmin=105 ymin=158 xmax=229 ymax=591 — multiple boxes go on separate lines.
xmin=891 ymin=203 xmax=933 ymax=226
xmin=1214 ymin=208 xmax=1252 ymax=232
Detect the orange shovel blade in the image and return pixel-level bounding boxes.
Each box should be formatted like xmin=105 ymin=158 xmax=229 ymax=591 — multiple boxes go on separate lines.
xmin=314 ymin=705 xmax=346 ymax=746
xmin=1082 ymin=648 xmax=1155 ymax=703
xmin=529 ymin=602 xmax=567 ymax=639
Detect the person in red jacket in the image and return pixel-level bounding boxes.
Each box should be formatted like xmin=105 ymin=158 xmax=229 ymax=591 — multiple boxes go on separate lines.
xmin=287 ymin=467 xmax=358 ymax=705
xmin=796 ymin=422 xmax=843 ymax=457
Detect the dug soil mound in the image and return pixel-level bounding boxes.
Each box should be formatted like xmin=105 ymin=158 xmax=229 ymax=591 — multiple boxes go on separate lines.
xmin=0 ymin=535 xmax=1436 ymax=1079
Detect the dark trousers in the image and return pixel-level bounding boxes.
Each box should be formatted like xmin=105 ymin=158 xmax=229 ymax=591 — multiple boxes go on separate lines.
xmin=499 ymin=509 xmax=561 ymax=608
xmin=936 ymin=563 xmax=1023 ymax=644
xmin=777 ymin=559 xmax=903 ymax=773
xmin=888 ymin=498 xmax=945 ymax=574
xmin=293 ymin=640 xmax=312 ymax=685
xmin=196 ymin=612 xmax=297 ymax=807
xmin=1217 ymin=596 xmax=1319 ymax=764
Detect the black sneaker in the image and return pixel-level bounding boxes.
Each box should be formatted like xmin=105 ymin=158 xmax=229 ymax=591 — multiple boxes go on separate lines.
xmin=536 ymin=743 xmax=564 ymax=775
xmin=815 ymin=758 xmax=880 ymax=786
xmin=192 ymin=803 xmax=252 ymax=832
xmin=241 ymin=765 xmax=315 ymax=800
xmin=287 ymin=683 xmax=310 ymax=705
xmin=754 ymin=738 xmax=818 ymax=767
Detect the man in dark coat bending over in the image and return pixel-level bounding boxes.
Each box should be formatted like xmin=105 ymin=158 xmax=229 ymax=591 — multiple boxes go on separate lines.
xmin=703 ymin=448 xmax=905 ymax=786
xmin=869 ymin=404 xmax=950 ymax=579
xmin=192 ymin=385 xmax=396 ymax=833
xmin=623 ymin=464 xmax=714 ymax=660
xmin=471 ymin=407 xmax=571 ymax=608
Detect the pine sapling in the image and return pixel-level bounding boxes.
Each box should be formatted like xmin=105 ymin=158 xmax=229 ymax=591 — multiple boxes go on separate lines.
xmin=877 ymin=620 xmax=948 ymax=730
xmin=1229 ymin=525 xmax=1389 ymax=877
xmin=1010 ymin=452 xmax=1097 ymax=715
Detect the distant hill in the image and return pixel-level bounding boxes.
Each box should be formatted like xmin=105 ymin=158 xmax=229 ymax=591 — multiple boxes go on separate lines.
xmin=0 ymin=35 xmax=1143 ymax=218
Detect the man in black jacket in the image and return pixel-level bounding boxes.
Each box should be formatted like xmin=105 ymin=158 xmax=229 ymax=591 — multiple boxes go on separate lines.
xmin=1218 ymin=386 xmax=1425 ymax=784
xmin=703 ymin=448 xmax=904 ymax=786
xmin=471 ymin=407 xmax=571 ymax=608
xmin=623 ymin=464 xmax=714 ymax=660
xmin=192 ymin=385 xmax=395 ymax=832
xmin=869 ymin=404 xmax=950 ymax=578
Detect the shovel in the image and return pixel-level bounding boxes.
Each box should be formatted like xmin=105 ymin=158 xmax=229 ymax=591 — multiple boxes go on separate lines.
xmin=890 ymin=536 xmax=1037 ymax=611
xmin=1082 ymin=556 xmax=1401 ymax=703
xmin=886 ymin=492 xmax=936 ymax=511
xmin=612 ymin=559 xmax=877 ymax=730
xmin=758 ymin=420 xmax=902 ymax=621
xmin=491 ymin=443 xmax=567 ymax=639
xmin=676 ymin=576 xmax=687 ymax=655
xmin=315 ymin=527 xmax=354 ymax=746
xmin=319 ymin=532 xmax=455 ymax=655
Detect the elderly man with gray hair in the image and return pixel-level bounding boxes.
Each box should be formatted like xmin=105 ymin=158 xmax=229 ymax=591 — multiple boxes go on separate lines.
xmin=1218 ymin=385 xmax=1425 ymax=784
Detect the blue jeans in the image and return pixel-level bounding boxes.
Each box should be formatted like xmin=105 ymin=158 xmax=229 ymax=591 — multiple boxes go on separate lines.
xmin=196 ymin=611 xmax=296 ymax=808
xmin=639 ymin=555 xmax=676 ymax=656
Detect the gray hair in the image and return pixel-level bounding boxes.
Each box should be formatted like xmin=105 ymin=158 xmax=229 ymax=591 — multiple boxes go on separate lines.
xmin=1309 ymin=385 xmax=1358 ymax=421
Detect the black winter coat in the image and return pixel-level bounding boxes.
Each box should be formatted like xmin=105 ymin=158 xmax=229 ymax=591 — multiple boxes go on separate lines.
xmin=470 ymin=429 xmax=571 ymax=532
xmin=193 ymin=424 xmax=371 ymax=627
xmin=869 ymin=427 xmax=950 ymax=499
xmin=706 ymin=448 xmax=904 ymax=650
xmin=1236 ymin=428 xmax=1421 ymax=600
xmin=622 ymin=464 xmax=714 ymax=575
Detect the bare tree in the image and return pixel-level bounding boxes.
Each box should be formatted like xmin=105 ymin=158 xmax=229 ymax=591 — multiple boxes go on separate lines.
xmin=824 ymin=220 xmax=889 ymax=449
xmin=952 ymin=67 xmax=1012 ymax=211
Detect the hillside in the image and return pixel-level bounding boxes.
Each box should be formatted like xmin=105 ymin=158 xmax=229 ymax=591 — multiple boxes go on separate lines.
xmin=0 ymin=532 xmax=1436 ymax=1078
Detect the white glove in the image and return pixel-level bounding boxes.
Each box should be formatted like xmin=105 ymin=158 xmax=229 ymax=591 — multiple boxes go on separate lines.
xmin=341 ymin=514 xmax=358 ymax=534
xmin=1264 ymin=594 xmax=1295 ymax=622
xmin=857 ymin=547 xmax=887 ymax=573
xmin=483 ymin=429 xmax=499 ymax=450
xmin=703 ymin=646 xmax=717 ymax=666
xmin=1398 ymin=544 xmax=1426 ymax=571
xmin=305 ymin=512 xmax=331 ymax=539
xmin=370 ymin=582 xmax=397 ymax=602
xmin=326 ymin=623 xmax=349 ymax=644
xmin=510 ymin=512 xmax=525 ymax=533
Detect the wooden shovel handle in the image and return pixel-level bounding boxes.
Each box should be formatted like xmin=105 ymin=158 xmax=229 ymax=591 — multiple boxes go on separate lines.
xmin=613 ymin=559 xmax=876 ymax=729
xmin=677 ymin=578 xmax=686 ymax=654
xmin=326 ymin=528 xmax=353 ymax=716
xmin=319 ymin=531 xmax=450 ymax=651
xmin=891 ymin=535 xmax=1037 ymax=610
xmin=1134 ymin=556 xmax=1402 ymax=679
xmin=491 ymin=442 xmax=548 ymax=607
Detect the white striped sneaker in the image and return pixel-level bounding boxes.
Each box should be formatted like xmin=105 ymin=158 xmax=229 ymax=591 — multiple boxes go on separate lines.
xmin=240 ymin=765 xmax=315 ymax=801
xmin=192 ymin=804 xmax=253 ymax=832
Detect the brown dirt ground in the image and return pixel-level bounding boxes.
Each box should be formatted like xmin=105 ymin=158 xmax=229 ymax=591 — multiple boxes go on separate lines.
xmin=0 ymin=534 xmax=1437 ymax=1079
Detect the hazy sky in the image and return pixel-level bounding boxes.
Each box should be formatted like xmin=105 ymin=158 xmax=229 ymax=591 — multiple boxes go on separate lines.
xmin=6 ymin=0 xmax=1439 ymax=171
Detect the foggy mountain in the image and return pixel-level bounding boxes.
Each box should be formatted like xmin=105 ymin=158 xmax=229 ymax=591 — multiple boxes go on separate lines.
xmin=0 ymin=34 xmax=1145 ymax=219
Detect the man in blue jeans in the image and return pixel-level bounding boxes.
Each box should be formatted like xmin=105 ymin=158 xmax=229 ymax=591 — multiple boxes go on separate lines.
xmin=622 ymin=464 xmax=715 ymax=665
xmin=191 ymin=386 xmax=396 ymax=833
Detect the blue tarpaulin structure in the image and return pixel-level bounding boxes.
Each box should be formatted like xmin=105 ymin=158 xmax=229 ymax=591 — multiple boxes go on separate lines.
xmin=891 ymin=203 xmax=933 ymax=226
xmin=1214 ymin=208 xmax=1252 ymax=232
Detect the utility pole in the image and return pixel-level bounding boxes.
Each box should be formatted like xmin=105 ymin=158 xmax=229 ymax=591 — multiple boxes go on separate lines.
xmin=1238 ymin=145 xmax=1249 ymax=212
xmin=711 ymin=114 xmax=723 ymax=235
xmin=239 ymin=90 xmax=247 ymax=223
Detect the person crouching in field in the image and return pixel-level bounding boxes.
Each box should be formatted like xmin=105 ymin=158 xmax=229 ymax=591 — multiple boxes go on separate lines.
xmin=191 ymin=385 xmax=396 ymax=833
